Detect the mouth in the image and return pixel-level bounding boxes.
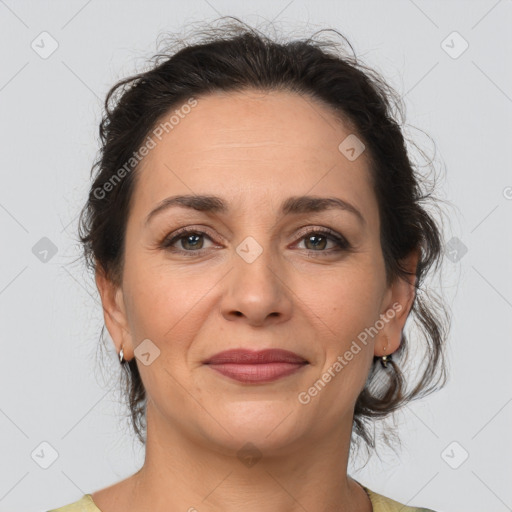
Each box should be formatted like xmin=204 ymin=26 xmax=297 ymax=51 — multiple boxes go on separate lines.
xmin=203 ymin=348 xmax=309 ymax=384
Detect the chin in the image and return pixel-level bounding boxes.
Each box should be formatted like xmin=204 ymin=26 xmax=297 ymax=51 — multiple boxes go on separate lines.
xmin=200 ymin=403 xmax=307 ymax=453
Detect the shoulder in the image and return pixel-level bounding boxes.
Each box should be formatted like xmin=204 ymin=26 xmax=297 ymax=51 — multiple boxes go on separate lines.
xmin=362 ymin=484 xmax=438 ymax=512
xmin=47 ymin=494 xmax=101 ymax=512
xmin=46 ymin=487 xmax=439 ymax=512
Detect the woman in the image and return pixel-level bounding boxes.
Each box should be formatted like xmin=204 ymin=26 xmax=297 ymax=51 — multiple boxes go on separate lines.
xmin=49 ymin=18 xmax=449 ymax=512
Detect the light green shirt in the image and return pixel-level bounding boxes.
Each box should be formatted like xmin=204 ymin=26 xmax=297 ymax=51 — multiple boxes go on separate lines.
xmin=47 ymin=485 xmax=437 ymax=511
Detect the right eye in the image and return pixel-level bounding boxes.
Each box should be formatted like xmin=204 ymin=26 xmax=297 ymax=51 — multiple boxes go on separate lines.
xmin=160 ymin=228 xmax=218 ymax=255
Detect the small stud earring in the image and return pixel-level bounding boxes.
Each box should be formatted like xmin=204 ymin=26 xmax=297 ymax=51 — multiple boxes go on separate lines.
xmin=119 ymin=347 xmax=124 ymax=364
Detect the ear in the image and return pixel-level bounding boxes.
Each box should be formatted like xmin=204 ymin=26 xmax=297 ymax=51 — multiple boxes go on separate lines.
xmin=95 ymin=266 xmax=134 ymax=361
xmin=375 ymin=248 xmax=420 ymax=357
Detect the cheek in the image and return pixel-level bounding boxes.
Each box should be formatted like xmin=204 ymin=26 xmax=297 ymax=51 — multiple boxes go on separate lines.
xmin=300 ymin=259 xmax=384 ymax=394
xmin=123 ymin=254 xmax=219 ymax=346
xmin=307 ymin=259 xmax=384 ymax=332
xmin=298 ymin=268 xmax=382 ymax=411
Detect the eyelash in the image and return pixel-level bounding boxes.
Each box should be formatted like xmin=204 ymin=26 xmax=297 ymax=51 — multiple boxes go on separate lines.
xmin=160 ymin=226 xmax=351 ymax=257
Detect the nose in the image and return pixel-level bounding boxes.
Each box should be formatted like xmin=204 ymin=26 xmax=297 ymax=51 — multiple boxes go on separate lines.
xmin=219 ymin=243 xmax=293 ymax=327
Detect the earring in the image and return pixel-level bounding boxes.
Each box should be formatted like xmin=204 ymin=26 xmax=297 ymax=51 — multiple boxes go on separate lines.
xmin=119 ymin=347 xmax=124 ymax=364
xmin=380 ymin=353 xmax=392 ymax=368
xmin=380 ymin=336 xmax=392 ymax=368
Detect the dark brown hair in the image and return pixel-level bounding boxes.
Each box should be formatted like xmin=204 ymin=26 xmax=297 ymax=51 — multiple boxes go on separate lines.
xmin=78 ymin=17 xmax=450 ymax=460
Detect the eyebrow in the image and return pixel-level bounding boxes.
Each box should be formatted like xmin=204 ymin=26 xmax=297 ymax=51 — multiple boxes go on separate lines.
xmin=145 ymin=194 xmax=366 ymax=227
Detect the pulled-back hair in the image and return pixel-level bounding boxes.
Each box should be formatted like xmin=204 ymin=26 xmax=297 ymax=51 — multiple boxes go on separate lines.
xmin=78 ymin=17 xmax=450 ymax=460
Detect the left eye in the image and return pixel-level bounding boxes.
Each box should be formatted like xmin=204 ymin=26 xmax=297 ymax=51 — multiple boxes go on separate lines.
xmin=161 ymin=228 xmax=349 ymax=254
xmin=296 ymin=232 xmax=344 ymax=251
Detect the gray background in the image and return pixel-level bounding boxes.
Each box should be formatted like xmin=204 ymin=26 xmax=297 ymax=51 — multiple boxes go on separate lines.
xmin=1 ymin=1 xmax=511 ymax=511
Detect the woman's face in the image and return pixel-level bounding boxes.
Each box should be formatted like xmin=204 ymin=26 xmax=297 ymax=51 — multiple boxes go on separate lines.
xmin=98 ymin=89 xmax=415 ymax=453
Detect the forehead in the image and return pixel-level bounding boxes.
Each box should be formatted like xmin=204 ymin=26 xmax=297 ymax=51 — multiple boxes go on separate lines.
xmin=131 ymin=89 xmax=377 ymax=225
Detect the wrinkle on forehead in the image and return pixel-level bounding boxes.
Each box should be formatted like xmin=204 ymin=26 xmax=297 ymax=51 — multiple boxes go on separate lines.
xmin=129 ymin=89 xmax=376 ymax=234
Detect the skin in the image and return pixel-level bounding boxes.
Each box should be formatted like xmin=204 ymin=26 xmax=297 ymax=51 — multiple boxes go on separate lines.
xmin=93 ymin=89 xmax=418 ymax=512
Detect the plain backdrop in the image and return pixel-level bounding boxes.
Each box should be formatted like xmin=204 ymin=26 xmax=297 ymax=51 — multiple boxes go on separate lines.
xmin=1 ymin=1 xmax=511 ymax=511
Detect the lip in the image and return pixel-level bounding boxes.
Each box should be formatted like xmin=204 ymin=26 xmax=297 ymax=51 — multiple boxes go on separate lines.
xmin=203 ymin=349 xmax=309 ymax=384
xmin=203 ymin=348 xmax=308 ymax=365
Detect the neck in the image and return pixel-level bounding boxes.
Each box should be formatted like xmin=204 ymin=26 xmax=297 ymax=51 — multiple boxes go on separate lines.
xmin=118 ymin=402 xmax=372 ymax=512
